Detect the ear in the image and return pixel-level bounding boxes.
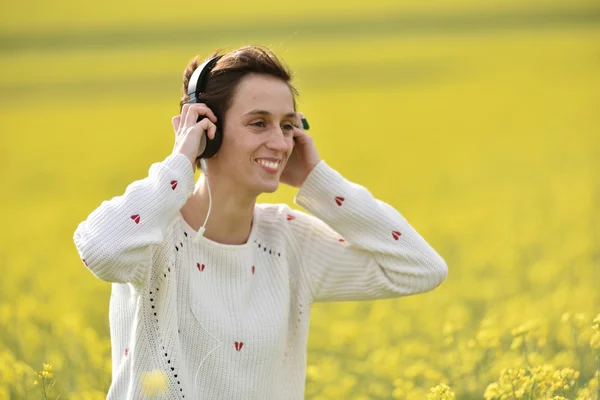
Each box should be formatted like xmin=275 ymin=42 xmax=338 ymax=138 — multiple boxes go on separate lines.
xmin=171 ymin=115 xmax=181 ymax=134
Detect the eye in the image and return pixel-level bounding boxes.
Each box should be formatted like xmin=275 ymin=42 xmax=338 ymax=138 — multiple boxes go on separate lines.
xmin=251 ymin=120 xmax=266 ymax=127
xmin=282 ymin=123 xmax=295 ymax=132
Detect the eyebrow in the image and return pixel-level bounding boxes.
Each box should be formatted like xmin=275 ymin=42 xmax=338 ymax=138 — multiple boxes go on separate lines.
xmin=243 ymin=109 xmax=297 ymax=119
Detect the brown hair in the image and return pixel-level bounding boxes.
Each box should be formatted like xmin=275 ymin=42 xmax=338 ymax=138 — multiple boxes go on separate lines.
xmin=179 ymin=45 xmax=299 ymax=118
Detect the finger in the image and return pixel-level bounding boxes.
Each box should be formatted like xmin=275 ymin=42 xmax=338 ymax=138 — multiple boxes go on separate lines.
xmin=192 ymin=103 xmax=218 ymax=123
xmin=172 ymin=115 xmax=181 ymax=133
xmin=180 ymin=104 xmax=190 ymax=131
xmin=195 ymin=118 xmax=217 ymax=140
xmin=293 ymin=123 xmax=312 ymax=144
xmin=184 ymin=104 xmax=200 ymax=128
xmin=184 ymin=103 xmax=217 ymax=128
xmin=207 ymin=122 xmax=217 ymax=140
xmin=292 ymin=124 xmax=305 ymax=140
xmin=295 ymin=112 xmax=303 ymax=128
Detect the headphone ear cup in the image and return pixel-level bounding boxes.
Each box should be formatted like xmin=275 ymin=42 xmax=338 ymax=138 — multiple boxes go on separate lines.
xmin=195 ymin=120 xmax=223 ymax=160
xmin=202 ymin=125 xmax=222 ymax=158
xmin=187 ymin=55 xmax=223 ymax=161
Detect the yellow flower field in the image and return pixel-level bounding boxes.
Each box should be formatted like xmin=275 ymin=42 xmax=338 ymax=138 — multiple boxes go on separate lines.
xmin=0 ymin=0 xmax=598 ymax=398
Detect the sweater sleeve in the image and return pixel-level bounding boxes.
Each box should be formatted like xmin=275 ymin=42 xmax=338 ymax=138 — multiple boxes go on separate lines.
xmin=290 ymin=160 xmax=448 ymax=303
xmin=73 ymin=152 xmax=195 ymax=288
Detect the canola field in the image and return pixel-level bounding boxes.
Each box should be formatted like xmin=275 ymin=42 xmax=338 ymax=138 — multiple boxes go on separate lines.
xmin=1 ymin=0 xmax=599 ymax=398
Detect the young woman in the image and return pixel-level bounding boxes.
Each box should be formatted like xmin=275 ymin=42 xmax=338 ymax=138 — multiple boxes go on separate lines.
xmin=73 ymin=45 xmax=448 ymax=400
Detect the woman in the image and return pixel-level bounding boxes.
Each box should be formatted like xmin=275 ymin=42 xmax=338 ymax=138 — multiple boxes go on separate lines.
xmin=73 ymin=45 xmax=448 ymax=400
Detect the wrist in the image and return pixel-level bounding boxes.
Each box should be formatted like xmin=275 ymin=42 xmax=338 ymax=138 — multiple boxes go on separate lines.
xmin=298 ymin=159 xmax=322 ymax=187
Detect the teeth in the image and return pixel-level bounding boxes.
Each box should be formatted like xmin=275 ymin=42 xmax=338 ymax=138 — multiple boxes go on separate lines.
xmin=256 ymin=159 xmax=280 ymax=169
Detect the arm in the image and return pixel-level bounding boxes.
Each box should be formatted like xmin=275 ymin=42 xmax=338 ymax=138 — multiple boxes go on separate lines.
xmin=73 ymin=153 xmax=195 ymax=288
xmin=290 ymin=160 xmax=448 ymax=303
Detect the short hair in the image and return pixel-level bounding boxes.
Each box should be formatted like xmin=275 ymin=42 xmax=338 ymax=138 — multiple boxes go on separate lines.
xmin=180 ymin=45 xmax=299 ymax=115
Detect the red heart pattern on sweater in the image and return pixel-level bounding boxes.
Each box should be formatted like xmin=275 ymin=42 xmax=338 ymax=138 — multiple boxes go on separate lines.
xmin=125 ymin=348 xmax=128 ymax=356
xmin=131 ymin=214 xmax=140 ymax=224
xmin=252 ymin=265 xmax=255 ymax=274
xmin=287 ymin=214 xmax=295 ymax=221
xmin=234 ymin=341 xmax=244 ymax=351
xmin=338 ymin=238 xmax=345 ymax=242
xmin=335 ymin=196 xmax=345 ymax=206
xmin=170 ymin=180 xmax=178 ymax=190
xmin=392 ymin=231 xmax=402 ymax=240
xmin=197 ymin=263 xmax=205 ymax=272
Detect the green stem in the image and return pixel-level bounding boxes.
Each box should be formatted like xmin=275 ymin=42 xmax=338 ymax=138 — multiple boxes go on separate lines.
xmin=510 ymin=380 xmax=517 ymax=399
xmin=522 ymin=338 xmax=532 ymax=369
xmin=571 ymin=322 xmax=584 ymax=379
xmin=42 ymin=377 xmax=48 ymax=400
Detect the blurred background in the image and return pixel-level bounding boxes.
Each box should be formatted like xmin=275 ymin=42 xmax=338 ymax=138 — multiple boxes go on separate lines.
xmin=1 ymin=0 xmax=599 ymax=398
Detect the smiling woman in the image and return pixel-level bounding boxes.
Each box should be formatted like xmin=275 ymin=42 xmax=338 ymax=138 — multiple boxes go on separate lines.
xmin=72 ymin=44 xmax=448 ymax=400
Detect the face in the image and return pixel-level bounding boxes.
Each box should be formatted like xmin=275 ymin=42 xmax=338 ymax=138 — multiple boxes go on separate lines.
xmin=216 ymin=73 xmax=296 ymax=195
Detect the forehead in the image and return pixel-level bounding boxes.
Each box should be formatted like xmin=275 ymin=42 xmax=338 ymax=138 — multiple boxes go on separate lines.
xmin=230 ymin=73 xmax=294 ymax=115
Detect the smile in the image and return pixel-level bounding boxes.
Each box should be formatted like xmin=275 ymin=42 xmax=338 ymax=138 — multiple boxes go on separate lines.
xmin=255 ymin=158 xmax=280 ymax=173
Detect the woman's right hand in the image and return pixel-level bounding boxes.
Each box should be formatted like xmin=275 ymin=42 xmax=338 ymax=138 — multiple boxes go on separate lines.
xmin=171 ymin=103 xmax=218 ymax=173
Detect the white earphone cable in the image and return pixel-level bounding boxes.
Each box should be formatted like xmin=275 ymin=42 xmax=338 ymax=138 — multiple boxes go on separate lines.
xmin=192 ymin=159 xmax=220 ymax=397
xmin=193 ymin=158 xmax=212 ymax=243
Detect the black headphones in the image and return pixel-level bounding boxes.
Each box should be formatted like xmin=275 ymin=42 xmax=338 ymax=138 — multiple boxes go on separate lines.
xmin=187 ymin=55 xmax=224 ymax=161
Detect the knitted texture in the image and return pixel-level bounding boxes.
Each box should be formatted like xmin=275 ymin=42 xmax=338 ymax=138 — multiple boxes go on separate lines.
xmin=73 ymin=152 xmax=448 ymax=399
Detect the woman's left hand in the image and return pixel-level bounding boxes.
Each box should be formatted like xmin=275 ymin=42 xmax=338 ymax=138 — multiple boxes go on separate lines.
xmin=280 ymin=112 xmax=321 ymax=188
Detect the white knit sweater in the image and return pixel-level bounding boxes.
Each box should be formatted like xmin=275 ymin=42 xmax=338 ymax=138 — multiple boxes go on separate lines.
xmin=73 ymin=152 xmax=448 ymax=400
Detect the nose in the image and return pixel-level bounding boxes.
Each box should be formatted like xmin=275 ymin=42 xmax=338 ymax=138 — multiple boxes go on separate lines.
xmin=265 ymin=127 xmax=289 ymax=153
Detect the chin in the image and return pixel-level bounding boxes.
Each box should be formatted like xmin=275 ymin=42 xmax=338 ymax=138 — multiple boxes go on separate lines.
xmin=245 ymin=179 xmax=280 ymax=196
xmin=259 ymin=181 xmax=280 ymax=194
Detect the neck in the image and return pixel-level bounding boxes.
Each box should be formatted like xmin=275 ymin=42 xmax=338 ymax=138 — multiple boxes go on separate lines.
xmin=181 ymin=172 xmax=256 ymax=245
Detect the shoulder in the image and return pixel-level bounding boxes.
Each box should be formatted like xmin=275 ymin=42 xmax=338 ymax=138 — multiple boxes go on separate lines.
xmin=255 ymin=202 xmax=296 ymax=224
xmin=254 ymin=202 xmax=323 ymax=239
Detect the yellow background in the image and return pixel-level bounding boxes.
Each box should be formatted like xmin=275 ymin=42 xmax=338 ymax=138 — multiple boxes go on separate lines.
xmin=1 ymin=0 xmax=599 ymax=398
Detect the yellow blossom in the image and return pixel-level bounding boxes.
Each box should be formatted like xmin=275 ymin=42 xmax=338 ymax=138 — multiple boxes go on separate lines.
xmin=427 ymin=383 xmax=455 ymax=400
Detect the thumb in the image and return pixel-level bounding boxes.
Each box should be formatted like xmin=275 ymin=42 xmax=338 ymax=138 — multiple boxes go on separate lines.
xmin=171 ymin=115 xmax=181 ymax=134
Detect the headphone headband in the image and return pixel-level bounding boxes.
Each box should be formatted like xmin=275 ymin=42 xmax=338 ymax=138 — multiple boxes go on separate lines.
xmin=187 ymin=55 xmax=222 ymax=103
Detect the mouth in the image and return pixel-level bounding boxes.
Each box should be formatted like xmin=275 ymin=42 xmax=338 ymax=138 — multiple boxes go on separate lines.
xmin=255 ymin=158 xmax=281 ymax=174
